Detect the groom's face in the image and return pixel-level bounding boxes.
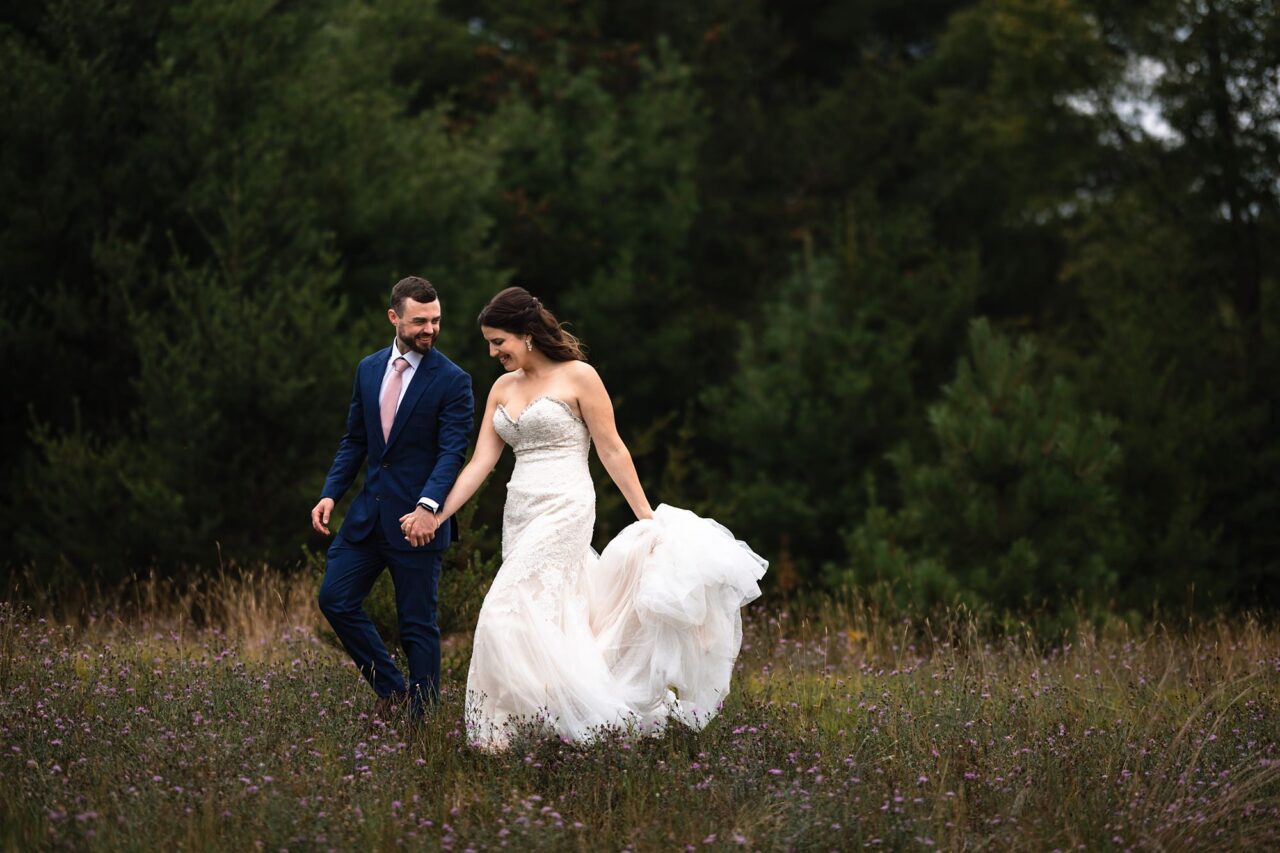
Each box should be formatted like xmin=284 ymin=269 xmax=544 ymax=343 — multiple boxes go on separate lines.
xmin=389 ymin=297 xmax=441 ymax=354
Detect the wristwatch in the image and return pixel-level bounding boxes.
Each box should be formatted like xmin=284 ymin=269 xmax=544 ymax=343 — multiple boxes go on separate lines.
xmin=416 ymin=500 xmax=436 ymax=513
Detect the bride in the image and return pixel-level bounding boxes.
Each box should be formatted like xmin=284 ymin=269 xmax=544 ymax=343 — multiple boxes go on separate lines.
xmin=404 ymin=287 xmax=766 ymax=749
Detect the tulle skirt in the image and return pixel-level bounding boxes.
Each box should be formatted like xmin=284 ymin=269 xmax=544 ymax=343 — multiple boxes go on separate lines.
xmin=464 ymin=504 xmax=767 ymax=749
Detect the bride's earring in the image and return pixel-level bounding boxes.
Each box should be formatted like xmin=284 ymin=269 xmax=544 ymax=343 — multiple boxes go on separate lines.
xmin=526 ymin=338 xmax=533 ymax=352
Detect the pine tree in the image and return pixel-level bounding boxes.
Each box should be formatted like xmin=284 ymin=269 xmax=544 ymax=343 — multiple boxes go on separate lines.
xmin=840 ymin=319 xmax=1124 ymax=623
xmin=703 ymin=196 xmax=978 ymax=584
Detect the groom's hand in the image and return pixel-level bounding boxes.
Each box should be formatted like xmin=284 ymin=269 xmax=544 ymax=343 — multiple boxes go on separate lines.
xmin=399 ymin=506 xmax=439 ymax=547
xmin=311 ymin=498 xmax=335 ymax=536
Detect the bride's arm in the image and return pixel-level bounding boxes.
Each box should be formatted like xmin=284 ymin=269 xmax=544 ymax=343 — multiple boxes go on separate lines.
xmin=576 ymin=363 xmax=654 ymax=521
xmin=435 ymin=383 xmax=506 ymax=524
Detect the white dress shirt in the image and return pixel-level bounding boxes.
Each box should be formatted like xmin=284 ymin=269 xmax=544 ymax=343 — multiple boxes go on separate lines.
xmin=378 ymin=342 xmax=437 ymax=512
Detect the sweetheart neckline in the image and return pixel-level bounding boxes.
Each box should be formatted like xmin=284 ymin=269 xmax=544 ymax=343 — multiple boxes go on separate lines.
xmin=496 ymin=395 xmax=584 ymax=426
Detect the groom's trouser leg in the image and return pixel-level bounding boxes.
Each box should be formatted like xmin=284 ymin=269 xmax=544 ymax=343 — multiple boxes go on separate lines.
xmin=318 ymin=535 xmax=406 ymax=699
xmin=387 ymin=548 xmax=443 ymax=716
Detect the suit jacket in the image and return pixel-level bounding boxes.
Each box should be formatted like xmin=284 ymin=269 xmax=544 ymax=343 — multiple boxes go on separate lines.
xmin=321 ymin=345 xmax=474 ymax=551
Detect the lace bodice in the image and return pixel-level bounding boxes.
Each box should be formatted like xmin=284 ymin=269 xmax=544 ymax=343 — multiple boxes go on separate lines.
xmin=494 ymin=396 xmax=591 ymax=460
xmin=485 ymin=396 xmax=595 ymax=621
xmin=494 ymin=395 xmax=592 ymax=512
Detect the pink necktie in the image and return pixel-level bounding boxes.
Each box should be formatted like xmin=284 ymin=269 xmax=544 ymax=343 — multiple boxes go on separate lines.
xmin=380 ymin=357 xmax=409 ymax=441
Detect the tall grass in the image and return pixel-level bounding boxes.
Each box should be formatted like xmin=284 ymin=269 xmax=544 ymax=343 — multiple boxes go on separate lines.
xmin=2 ymin=574 xmax=1278 ymax=850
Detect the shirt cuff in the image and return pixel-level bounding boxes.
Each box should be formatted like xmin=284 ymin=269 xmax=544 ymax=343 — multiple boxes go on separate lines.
xmin=417 ymin=498 xmax=439 ymax=512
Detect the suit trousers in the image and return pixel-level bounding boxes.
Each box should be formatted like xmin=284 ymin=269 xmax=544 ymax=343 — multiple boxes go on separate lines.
xmin=318 ymin=523 xmax=443 ymax=715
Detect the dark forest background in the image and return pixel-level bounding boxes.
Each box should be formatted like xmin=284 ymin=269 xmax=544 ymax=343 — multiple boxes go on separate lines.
xmin=2 ymin=0 xmax=1277 ymax=623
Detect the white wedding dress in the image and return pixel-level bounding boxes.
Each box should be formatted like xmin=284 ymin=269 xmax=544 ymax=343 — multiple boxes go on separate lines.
xmin=464 ymin=396 xmax=767 ymax=749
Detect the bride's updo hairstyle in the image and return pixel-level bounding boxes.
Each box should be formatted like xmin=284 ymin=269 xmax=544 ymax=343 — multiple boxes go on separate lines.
xmin=478 ymin=287 xmax=586 ymax=362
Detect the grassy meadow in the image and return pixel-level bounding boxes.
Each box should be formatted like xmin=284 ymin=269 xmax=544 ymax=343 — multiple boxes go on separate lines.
xmin=2 ymin=571 xmax=1279 ymax=851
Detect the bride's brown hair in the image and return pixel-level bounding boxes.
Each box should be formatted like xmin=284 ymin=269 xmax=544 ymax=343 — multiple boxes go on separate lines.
xmin=478 ymin=287 xmax=586 ymax=362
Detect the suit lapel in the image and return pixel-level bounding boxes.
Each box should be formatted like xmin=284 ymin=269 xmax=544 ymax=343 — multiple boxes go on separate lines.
xmin=365 ymin=347 xmax=392 ymax=452
xmin=385 ymin=347 xmax=442 ymax=450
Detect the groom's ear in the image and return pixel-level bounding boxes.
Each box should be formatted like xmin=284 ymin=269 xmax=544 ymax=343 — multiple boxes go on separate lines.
xmin=387 ymin=307 xmax=400 ymax=326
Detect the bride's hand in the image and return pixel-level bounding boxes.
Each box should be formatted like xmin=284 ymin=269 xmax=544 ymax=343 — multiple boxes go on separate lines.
xmin=399 ymin=507 xmax=439 ymax=547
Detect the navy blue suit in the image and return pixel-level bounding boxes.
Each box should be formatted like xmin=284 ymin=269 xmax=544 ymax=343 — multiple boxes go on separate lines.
xmin=317 ymin=344 xmax=474 ymax=712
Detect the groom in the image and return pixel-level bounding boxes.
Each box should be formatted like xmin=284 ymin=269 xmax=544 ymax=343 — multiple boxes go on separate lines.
xmin=311 ymin=276 xmax=474 ymax=720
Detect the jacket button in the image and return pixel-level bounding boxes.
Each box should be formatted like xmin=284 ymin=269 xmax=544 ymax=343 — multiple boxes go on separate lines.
xmin=375 ymin=496 xmax=381 ymax=502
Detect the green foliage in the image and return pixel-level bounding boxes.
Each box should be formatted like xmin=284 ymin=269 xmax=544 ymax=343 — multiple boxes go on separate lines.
xmin=704 ymin=200 xmax=978 ymax=581
xmin=16 ymin=252 xmax=353 ymax=574
xmin=701 ymin=252 xmax=905 ymax=574
xmin=1057 ymin=189 xmax=1270 ymax=608
xmin=484 ymin=40 xmax=704 ymax=410
xmin=839 ymin=319 xmax=1124 ymax=622
xmin=1 ymin=0 xmax=1278 ymax=618
xmin=14 ymin=415 xmax=189 ymax=588
xmin=2 ymin=0 xmax=505 ymax=579
xmin=1045 ymin=0 xmax=1280 ymax=608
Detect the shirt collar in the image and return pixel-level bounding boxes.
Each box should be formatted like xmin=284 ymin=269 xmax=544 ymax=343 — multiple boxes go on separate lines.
xmin=389 ymin=340 xmax=424 ymax=371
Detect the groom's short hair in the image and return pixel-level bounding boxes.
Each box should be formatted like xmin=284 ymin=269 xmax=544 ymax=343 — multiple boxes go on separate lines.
xmin=390 ymin=276 xmax=438 ymax=315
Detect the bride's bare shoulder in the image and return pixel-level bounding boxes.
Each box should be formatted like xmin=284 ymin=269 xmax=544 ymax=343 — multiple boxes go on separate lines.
xmin=487 ymin=371 xmax=518 ymax=404
xmin=562 ymin=360 xmax=599 ymax=379
xmin=562 ymin=362 xmax=611 ymax=406
xmin=562 ymin=360 xmax=603 ymax=388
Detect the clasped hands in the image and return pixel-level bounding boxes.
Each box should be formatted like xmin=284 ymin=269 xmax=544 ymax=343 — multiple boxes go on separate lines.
xmin=399 ymin=506 xmax=439 ymax=547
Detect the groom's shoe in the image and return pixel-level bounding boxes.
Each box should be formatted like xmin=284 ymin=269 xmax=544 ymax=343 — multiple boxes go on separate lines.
xmin=371 ymin=693 xmax=407 ymax=727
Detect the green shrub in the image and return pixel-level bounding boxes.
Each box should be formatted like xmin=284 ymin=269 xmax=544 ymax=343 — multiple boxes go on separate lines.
xmin=836 ymin=319 xmax=1124 ymax=628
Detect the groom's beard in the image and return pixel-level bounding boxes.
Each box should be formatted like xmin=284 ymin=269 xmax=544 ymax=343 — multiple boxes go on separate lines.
xmin=399 ymin=330 xmax=436 ymax=354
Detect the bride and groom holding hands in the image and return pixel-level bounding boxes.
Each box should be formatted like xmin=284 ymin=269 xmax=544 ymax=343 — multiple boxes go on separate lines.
xmin=310 ymin=276 xmax=766 ymax=749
